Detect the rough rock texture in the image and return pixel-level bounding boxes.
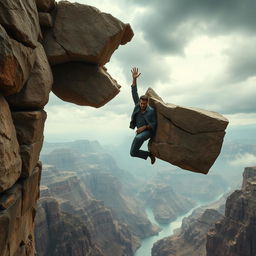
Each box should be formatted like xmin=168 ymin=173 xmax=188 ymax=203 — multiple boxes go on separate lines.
xmin=35 ymin=197 xmax=104 ymax=256
xmin=7 ymin=43 xmax=53 ymax=109
xmin=139 ymin=183 xmax=195 ymax=224
xmin=52 ymin=63 xmax=120 ymax=107
xmin=43 ymin=1 xmax=133 ymax=66
xmin=0 ymin=0 xmax=133 ymax=255
xmin=0 ymin=163 xmax=41 ymax=256
xmin=0 ymin=0 xmax=41 ymax=48
xmin=36 ymin=0 xmax=55 ymax=12
xmin=37 ymin=165 xmax=136 ymax=256
xmin=206 ymin=167 xmax=256 ymax=256
xmin=242 ymin=166 xmax=256 ymax=189
xmin=146 ymin=88 xmax=229 ymax=174
xmin=0 ymin=95 xmax=22 ymax=192
xmin=152 ymin=209 xmax=223 ymax=256
xmin=38 ymin=13 xmax=53 ymax=28
xmin=0 ymin=25 xmax=35 ymax=96
xmin=12 ymin=111 xmax=46 ymax=177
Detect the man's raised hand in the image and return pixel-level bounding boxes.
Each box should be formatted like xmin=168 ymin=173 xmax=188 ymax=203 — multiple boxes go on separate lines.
xmin=131 ymin=67 xmax=141 ymax=86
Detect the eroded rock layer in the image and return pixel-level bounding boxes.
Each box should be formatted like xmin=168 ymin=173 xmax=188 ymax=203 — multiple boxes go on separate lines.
xmin=206 ymin=167 xmax=256 ymax=256
xmin=36 ymin=165 xmax=135 ymax=256
xmin=35 ymin=197 xmax=104 ymax=256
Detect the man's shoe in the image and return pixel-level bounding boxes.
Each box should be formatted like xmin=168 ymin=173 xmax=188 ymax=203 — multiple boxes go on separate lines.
xmin=149 ymin=153 xmax=156 ymax=165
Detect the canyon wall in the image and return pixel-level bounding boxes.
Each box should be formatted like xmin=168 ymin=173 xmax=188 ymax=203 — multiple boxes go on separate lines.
xmin=0 ymin=0 xmax=133 ymax=255
xmin=206 ymin=166 xmax=256 ymax=256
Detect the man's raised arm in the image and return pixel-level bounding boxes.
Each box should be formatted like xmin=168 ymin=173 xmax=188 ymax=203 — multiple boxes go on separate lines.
xmin=131 ymin=67 xmax=141 ymax=105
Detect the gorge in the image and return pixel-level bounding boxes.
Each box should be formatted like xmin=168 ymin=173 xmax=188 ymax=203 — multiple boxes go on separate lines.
xmin=0 ymin=0 xmax=255 ymax=256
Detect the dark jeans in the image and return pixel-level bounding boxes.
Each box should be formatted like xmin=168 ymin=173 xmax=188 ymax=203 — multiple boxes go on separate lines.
xmin=130 ymin=130 xmax=152 ymax=160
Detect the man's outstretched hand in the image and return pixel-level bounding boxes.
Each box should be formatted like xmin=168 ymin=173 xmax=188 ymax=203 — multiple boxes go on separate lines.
xmin=131 ymin=67 xmax=141 ymax=86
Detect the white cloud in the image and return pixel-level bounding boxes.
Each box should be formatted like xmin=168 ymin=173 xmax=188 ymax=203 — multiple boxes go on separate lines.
xmin=229 ymin=153 xmax=256 ymax=167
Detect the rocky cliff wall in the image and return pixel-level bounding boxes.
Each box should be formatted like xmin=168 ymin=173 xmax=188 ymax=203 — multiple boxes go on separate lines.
xmin=36 ymin=165 xmax=137 ymax=256
xmin=206 ymin=166 xmax=256 ymax=256
xmin=0 ymin=0 xmax=133 ymax=255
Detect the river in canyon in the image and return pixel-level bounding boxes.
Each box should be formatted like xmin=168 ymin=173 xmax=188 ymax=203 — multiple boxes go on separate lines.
xmin=134 ymin=192 xmax=228 ymax=256
xmin=134 ymin=205 xmax=199 ymax=256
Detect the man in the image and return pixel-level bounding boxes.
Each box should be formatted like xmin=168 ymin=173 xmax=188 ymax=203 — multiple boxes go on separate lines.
xmin=129 ymin=67 xmax=157 ymax=164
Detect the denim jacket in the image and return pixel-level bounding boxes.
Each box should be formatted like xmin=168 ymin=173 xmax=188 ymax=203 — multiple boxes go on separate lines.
xmin=129 ymin=85 xmax=157 ymax=134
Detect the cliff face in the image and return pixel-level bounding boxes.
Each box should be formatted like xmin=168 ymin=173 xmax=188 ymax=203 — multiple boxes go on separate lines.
xmin=206 ymin=166 xmax=256 ymax=256
xmin=35 ymin=165 xmax=136 ymax=256
xmin=0 ymin=0 xmax=133 ymax=255
xmin=35 ymin=197 xmax=104 ymax=256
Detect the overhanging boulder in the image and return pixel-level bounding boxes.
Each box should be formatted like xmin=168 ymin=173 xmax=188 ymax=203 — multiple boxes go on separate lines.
xmin=52 ymin=62 xmax=120 ymax=107
xmin=43 ymin=1 xmax=134 ymax=66
xmin=146 ymin=88 xmax=229 ymax=174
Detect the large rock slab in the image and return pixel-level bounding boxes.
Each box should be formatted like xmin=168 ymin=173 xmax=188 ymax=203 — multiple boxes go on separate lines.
xmin=0 ymin=25 xmax=36 ymax=96
xmin=52 ymin=62 xmax=121 ymax=107
xmin=146 ymin=88 xmax=229 ymax=174
xmin=0 ymin=0 xmax=41 ymax=48
xmin=7 ymin=43 xmax=53 ymax=109
xmin=43 ymin=1 xmax=134 ymax=65
xmin=0 ymin=95 xmax=22 ymax=192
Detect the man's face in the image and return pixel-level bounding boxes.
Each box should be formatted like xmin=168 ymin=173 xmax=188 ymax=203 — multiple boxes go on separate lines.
xmin=139 ymin=99 xmax=148 ymax=111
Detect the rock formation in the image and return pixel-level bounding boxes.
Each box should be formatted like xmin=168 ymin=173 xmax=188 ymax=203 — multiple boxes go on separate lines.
xmin=43 ymin=0 xmax=133 ymax=107
xmin=139 ymin=183 xmax=195 ymax=224
xmin=242 ymin=166 xmax=256 ymax=189
xmin=152 ymin=209 xmax=223 ymax=256
xmin=146 ymin=88 xmax=229 ymax=174
xmin=206 ymin=166 xmax=256 ymax=256
xmin=35 ymin=197 xmax=104 ymax=256
xmin=36 ymin=165 xmax=136 ymax=256
xmin=40 ymin=141 xmax=159 ymax=239
xmin=0 ymin=0 xmax=133 ymax=255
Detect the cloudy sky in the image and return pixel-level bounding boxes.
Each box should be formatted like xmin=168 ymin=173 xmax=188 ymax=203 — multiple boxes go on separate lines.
xmin=45 ymin=0 xmax=256 ymax=145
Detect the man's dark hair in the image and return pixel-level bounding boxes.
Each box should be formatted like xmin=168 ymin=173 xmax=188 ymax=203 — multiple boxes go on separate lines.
xmin=139 ymin=95 xmax=148 ymax=102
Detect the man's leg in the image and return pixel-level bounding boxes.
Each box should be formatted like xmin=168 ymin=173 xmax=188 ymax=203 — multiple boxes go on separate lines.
xmin=130 ymin=130 xmax=152 ymax=160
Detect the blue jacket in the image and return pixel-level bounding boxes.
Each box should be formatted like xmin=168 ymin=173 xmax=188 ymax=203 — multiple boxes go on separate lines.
xmin=129 ymin=85 xmax=157 ymax=134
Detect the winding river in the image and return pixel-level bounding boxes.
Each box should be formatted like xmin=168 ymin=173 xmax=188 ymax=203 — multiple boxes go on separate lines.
xmin=134 ymin=192 xmax=228 ymax=256
xmin=134 ymin=205 xmax=200 ymax=256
